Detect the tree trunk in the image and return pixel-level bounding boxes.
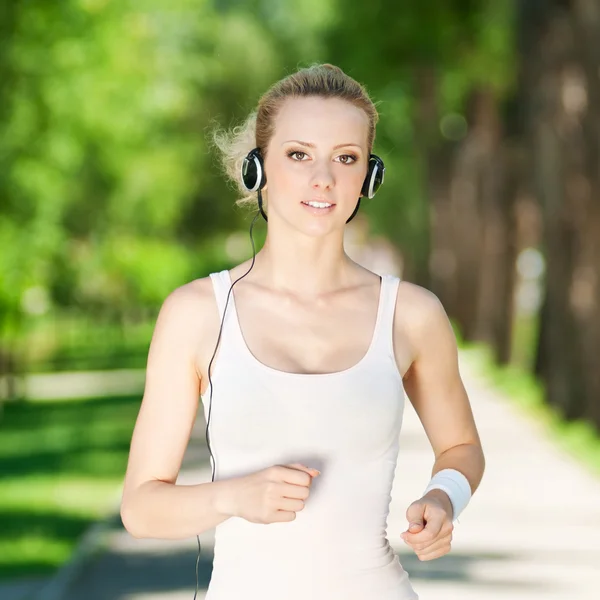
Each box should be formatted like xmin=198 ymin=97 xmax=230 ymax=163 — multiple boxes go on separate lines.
xmin=492 ymin=138 xmax=521 ymax=365
xmin=413 ymin=67 xmax=457 ymax=311
xmin=449 ymin=89 xmax=490 ymax=342
xmin=412 ymin=66 xmax=447 ymax=295
xmin=570 ymin=0 xmax=600 ymax=427
xmin=522 ymin=0 xmax=600 ymax=424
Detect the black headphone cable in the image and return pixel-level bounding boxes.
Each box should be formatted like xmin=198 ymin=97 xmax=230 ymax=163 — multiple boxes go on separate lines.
xmin=192 ymin=203 xmax=262 ymax=599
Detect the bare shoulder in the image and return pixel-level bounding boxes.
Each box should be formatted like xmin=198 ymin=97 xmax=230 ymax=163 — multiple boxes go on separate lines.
xmin=394 ymin=280 xmax=454 ymax=362
xmin=164 ymin=275 xmax=215 ymax=315
xmin=151 ymin=276 xmax=218 ymax=348
xmin=395 ymin=280 xmax=448 ymax=330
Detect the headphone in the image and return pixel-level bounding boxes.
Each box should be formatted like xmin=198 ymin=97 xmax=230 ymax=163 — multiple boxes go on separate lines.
xmin=191 ymin=147 xmax=385 ymax=599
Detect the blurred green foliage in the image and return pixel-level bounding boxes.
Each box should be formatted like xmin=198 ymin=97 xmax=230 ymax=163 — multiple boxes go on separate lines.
xmin=0 ymin=0 xmax=515 ymax=336
xmin=0 ymin=393 xmax=140 ymax=578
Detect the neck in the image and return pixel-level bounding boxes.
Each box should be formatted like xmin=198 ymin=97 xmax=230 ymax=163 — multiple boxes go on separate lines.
xmin=250 ymin=228 xmax=355 ymax=297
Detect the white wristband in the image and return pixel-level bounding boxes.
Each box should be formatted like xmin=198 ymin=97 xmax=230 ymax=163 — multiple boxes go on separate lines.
xmin=423 ymin=468 xmax=472 ymax=523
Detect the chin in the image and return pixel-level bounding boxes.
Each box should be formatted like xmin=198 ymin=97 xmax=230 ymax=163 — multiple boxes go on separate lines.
xmin=300 ymin=216 xmax=348 ymax=239
xmin=301 ymin=225 xmax=336 ymax=238
xmin=271 ymin=202 xmax=350 ymax=236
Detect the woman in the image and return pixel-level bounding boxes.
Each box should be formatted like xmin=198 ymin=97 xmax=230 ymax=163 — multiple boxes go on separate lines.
xmin=120 ymin=63 xmax=485 ymax=600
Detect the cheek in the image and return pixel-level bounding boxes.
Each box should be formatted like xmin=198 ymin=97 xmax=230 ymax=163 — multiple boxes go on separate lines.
xmin=266 ymin=158 xmax=302 ymax=191
xmin=351 ymin=168 xmax=367 ymax=189
xmin=339 ymin=167 xmax=366 ymax=195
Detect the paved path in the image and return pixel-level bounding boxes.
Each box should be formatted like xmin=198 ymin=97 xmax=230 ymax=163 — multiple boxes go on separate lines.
xmin=32 ymin=355 xmax=600 ymax=599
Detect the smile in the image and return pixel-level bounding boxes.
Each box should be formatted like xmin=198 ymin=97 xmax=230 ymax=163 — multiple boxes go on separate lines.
xmin=302 ymin=201 xmax=334 ymax=208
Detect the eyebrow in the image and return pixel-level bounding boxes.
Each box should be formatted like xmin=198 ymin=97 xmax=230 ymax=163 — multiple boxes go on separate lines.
xmin=282 ymin=140 xmax=362 ymax=150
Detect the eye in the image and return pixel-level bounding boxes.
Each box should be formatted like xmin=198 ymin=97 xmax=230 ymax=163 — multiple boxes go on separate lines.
xmin=286 ymin=150 xmax=359 ymax=164
xmin=287 ymin=150 xmax=308 ymax=161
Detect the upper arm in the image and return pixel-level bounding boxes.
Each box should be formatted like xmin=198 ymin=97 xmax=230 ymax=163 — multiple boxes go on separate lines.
xmin=122 ymin=281 xmax=209 ymax=502
xmin=398 ymin=285 xmax=482 ymax=459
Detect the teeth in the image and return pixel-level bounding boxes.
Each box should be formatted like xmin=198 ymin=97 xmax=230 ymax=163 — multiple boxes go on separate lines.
xmin=305 ymin=201 xmax=332 ymax=208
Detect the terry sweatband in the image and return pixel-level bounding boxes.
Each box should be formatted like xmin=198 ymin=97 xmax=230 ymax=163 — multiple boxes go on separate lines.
xmin=423 ymin=468 xmax=472 ymax=523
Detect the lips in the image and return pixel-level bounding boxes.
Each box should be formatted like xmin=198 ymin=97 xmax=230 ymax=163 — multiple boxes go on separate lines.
xmin=302 ymin=200 xmax=336 ymax=207
xmin=301 ymin=201 xmax=336 ymax=215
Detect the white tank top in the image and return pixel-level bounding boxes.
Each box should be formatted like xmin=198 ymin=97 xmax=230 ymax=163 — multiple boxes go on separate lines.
xmin=201 ymin=269 xmax=419 ymax=600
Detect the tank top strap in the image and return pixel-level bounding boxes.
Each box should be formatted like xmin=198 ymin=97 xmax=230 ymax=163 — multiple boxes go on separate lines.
xmin=208 ymin=270 xmax=247 ymax=352
xmin=370 ymin=274 xmax=401 ymax=362
xmin=208 ymin=270 xmax=233 ymax=320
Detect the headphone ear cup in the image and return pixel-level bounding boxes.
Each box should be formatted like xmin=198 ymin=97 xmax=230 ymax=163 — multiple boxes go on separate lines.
xmin=361 ymin=154 xmax=385 ymax=199
xmin=241 ymin=148 xmax=266 ymax=192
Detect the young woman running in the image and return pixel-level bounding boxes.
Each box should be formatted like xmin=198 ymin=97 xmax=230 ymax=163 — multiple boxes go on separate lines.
xmin=120 ymin=63 xmax=485 ymax=600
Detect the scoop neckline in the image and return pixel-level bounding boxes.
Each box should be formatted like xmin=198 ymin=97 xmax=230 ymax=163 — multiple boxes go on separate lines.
xmin=224 ymin=270 xmax=386 ymax=378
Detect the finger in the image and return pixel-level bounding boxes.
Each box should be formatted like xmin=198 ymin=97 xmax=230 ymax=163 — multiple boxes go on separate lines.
xmin=417 ymin=548 xmax=450 ymax=561
xmin=283 ymin=464 xmax=320 ymax=482
xmin=408 ymin=532 xmax=452 ymax=553
xmin=278 ymin=465 xmax=316 ymax=486
xmin=280 ymin=482 xmax=311 ymax=500
xmin=403 ymin=514 xmax=446 ymax=544
xmin=416 ymin=538 xmax=452 ymax=561
xmin=404 ymin=533 xmax=452 ymax=552
xmin=278 ymin=497 xmax=305 ymax=512
xmin=405 ymin=520 xmax=425 ymax=535
xmin=272 ymin=510 xmax=297 ymax=523
xmin=405 ymin=504 xmax=425 ymax=532
xmin=287 ymin=463 xmax=321 ymax=477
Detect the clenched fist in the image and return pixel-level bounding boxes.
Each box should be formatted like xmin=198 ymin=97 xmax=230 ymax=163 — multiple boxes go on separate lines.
xmin=401 ymin=489 xmax=454 ymax=561
xmin=219 ymin=463 xmax=320 ymax=525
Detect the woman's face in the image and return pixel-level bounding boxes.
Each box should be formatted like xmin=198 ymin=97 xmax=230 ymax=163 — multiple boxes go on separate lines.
xmin=263 ymin=96 xmax=370 ymax=236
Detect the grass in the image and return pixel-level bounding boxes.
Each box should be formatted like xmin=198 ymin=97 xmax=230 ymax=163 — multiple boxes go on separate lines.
xmin=20 ymin=312 xmax=156 ymax=373
xmin=460 ymin=341 xmax=600 ymax=478
xmin=0 ymin=392 xmax=141 ymax=580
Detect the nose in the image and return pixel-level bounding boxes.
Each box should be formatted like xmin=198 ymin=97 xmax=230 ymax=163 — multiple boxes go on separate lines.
xmin=310 ymin=159 xmax=334 ymax=190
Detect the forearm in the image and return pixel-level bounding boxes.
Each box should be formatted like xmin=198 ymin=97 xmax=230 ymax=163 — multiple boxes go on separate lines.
xmin=430 ymin=442 xmax=485 ymax=495
xmin=419 ymin=443 xmax=484 ymax=521
xmin=120 ymin=478 xmax=237 ymax=539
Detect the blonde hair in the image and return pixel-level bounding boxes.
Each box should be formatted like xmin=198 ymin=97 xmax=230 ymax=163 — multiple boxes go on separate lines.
xmin=211 ymin=63 xmax=380 ymax=209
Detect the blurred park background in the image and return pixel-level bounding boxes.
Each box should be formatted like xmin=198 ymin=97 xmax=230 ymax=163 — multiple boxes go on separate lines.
xmin=1 ymin=0 xmax=599 ymax=597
